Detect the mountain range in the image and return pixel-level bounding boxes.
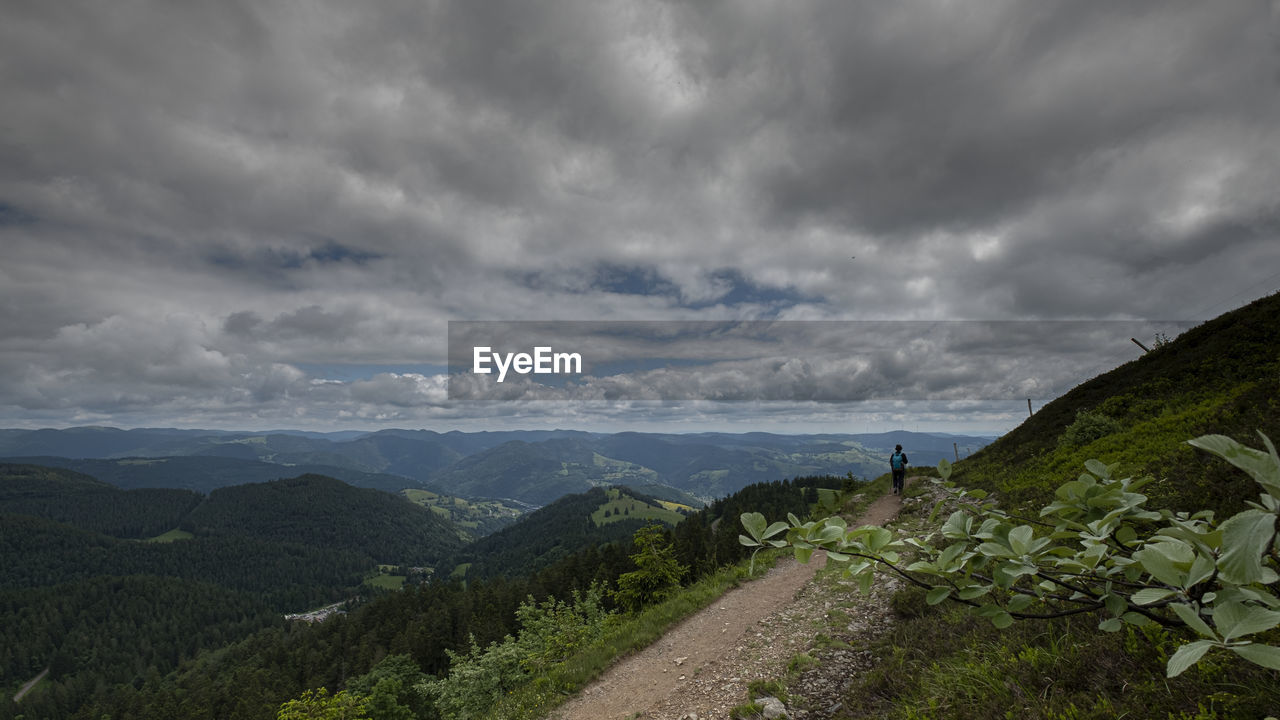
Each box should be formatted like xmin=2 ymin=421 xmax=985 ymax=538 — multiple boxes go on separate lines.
xmin=0 ymin=427 xmax=994 ymax=506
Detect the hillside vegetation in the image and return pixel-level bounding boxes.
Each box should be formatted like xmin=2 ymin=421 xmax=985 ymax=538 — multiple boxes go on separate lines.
xmin=182 ymin=474 xmax=464 ymax=567
xmin=23 ymin=476 xmax=843 ymax=720
xmin=446 ymin=486 xmax=680 ymax=580
xmin=954 ymin=291 xmax=1280 ymax=516
xmin=782 ymin=292 xmax=1280 ymax=719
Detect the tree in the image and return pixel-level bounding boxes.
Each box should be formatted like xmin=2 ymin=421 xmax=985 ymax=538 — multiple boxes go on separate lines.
xmin=346 ymin=654 xmax=425 ymax=720
xmin=277 ymin=687 xmax=370 ymax=720
xmin=612 ymin=525 xmax=688 ymax=611
xmin=744 ymin=432 xmax=1280 ymax=678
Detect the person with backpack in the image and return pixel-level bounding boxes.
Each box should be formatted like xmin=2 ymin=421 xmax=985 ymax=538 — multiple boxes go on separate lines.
xmin=890 ymin=444 xmax=909 ymax=495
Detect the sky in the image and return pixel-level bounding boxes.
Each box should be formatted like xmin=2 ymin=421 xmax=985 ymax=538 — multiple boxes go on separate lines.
xmin=2 ymin=1 xmax=1278 ymax=435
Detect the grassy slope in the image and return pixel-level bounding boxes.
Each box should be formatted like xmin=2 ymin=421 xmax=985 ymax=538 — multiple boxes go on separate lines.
xmin=589 ymin=487 xmax=685 ymax=526
xmin=828 ymin=293 xmax=1280 ymax=719
xmin=401 ymin=488 xmax=525 ymax=539
xmin=952 ymin=291 xmax=1280 ymax=516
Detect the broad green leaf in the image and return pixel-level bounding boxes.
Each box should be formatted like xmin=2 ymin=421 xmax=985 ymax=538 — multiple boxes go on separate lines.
xmin=794 ymin=545 xmax=814 ymax=564
xmin=763 ymin=521 xmax=790 ymax=539
xmin=741 ymin=512 xmax=766 ymax=541
xmin=926 ymin=587 xmax=951 ymax=605
xmin=1186 ymin=554 xmax=1216 ymax=589
xmin=1098 ymin=618 xmax=1123 ymax=632
xmin=1170 ymin=603 xmax=1217 ymax=639
xmin=938 ymin=542 xmax=967 ymax=569
xmin=826 ymin=551 xmax=850 ymax=562
xmin=1188 ymin=434 xmax=1280 ymax=495
xmin=1008 ymin=525 xmax=1034 ymax=556
xmin=1115 ymin=524 xmax=1137 ymax=546
xmin=992 ymin=564 xmax=1019 ymax=588
xmin=942 ymin=511 xmax=972 ymax=540
xmin=978 ymin=541 xmax=1017 ymax=559
xmin=1133 ymin=541 xmax=1193 ymax=587
xmin=990 ymin=611 xmax=1014 ymax=629
xmin=937 ymin=458 xmax=952 ymax=481
xmin=817 ymin=523 xmax=846 ymax=544
xmin=1104 ymin=593 xmax=1126 ymax=617
xmin=787 ymin=512 xmax=801 ymax=526
xmin=1230 ymin=642 xmax=1280 ymax=671
xmin=1121 ymin=612 xmax=1152 ymax=627
xmin=958 ymin=584 xmax=993 ymax=600
xmin=864 ymin=527 xmax=894 ymax=552
xmin=738 ymin=534 xmax=760 ymax=547
xmin=857 ymin=568 xmax=874 ymax=595
xmin=1166 ymin=640 xmax=1216 ymax=677
xmin=1131 ymin=588 xmax=1176 ymax=606
xmin=1212 ymin=600 xmax=1280 ymax=642
xmin=1084 ymin=459 xmax=1109 ymax=478
xmin=817 ymin=488 xmax=840 ymax=512
xmin=1007 ymin=594 xmax=1033 ymax=612
xmin=1217 ymin=509 xmax=1277 ymax=585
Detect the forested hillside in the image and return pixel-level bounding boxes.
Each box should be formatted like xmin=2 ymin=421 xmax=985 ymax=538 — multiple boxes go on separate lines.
xmin=0 ymin=466 xmax=474 ymax=719
xmin=2 ymin=474 xmax=844 ymax=720
xmin=1 ymin=455 xmax=424 ymax=494
xmin=0 ymin=464 xmax=200 ymax=537
xmin=449 ymin=486 xmax=684 ymax=580
xmin=182 ymin=474 xmax=464 ymax=566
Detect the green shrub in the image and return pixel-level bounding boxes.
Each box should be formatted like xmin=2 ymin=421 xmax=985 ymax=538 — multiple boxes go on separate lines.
xmin=1058 ymin=408 xmax=1123 ymax=448
xmin=750 ymin=431 xmax=1280 ymax=681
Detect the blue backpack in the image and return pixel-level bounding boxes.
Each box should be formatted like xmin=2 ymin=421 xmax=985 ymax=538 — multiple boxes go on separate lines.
xmin=891 ymin=451 xmax=905 ymax=470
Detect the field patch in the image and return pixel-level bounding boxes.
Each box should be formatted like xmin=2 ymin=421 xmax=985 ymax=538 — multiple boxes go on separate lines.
xmin=591 ymin=488 xmax=684 ymax=527
xmin=145 ymin=528 xmax=194 ymax=543
xmin=402 ymin=488 xmax=525 ymax=538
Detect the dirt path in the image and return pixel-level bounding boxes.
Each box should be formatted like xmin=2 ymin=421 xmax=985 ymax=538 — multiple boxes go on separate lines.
xmin=551 ymin=485 xmax=908 ymax=720
xmin=13 ymin=667 xmax=49 ymax=703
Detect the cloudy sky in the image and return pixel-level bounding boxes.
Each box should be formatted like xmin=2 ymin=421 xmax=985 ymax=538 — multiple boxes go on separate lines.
xmin=2 ymin=0 xmax=1277 ymax=435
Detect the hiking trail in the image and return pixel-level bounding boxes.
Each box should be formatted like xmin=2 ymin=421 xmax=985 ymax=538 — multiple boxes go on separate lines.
xmin=550 ymin=480 xmax=914 ymax=720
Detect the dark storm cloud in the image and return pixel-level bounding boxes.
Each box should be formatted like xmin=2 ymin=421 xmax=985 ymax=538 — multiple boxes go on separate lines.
xmin=0 ymin=0 xmax=1275 ymax=431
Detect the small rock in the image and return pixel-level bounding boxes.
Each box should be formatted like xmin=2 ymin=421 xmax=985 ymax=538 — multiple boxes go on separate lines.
xmin=678 ymin=674 xmax=686 ymax=681
xmin=674 ymin=656 xmax=687 ymax=666
xmin=758 ymin=695 xmax=789 ymax=719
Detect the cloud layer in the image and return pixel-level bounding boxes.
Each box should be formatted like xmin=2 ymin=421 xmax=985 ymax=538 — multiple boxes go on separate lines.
xmin=1 ymin=1 xmax=1276 ymax=432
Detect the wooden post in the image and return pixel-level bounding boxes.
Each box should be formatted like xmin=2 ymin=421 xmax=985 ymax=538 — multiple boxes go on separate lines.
xmin=1027 ymin=398 xmax=1033 ymax=417
xmin=954 ymin=442 xmax=959 ymax=461
xmin=1131 ymin=337 xmax=1151 ymax=353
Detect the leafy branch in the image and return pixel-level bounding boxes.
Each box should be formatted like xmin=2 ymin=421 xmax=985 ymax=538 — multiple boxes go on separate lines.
xmin=743 ymin=432 xmax=1280 ymax=678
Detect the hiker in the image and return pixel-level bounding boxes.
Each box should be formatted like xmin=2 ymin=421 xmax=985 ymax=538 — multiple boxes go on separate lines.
xmin=890 ymin=444 xmax=909 ymax=495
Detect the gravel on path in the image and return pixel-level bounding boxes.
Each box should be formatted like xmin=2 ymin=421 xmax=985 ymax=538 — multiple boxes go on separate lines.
xmin=550 ymin=484 xmax=908 ymax=720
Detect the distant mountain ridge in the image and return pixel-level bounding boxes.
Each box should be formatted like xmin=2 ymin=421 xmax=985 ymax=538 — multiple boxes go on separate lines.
xmin=0 ymin=427 xmax=995 ymax=505
xmin=0 ymin=464 xmax=463 ymax=565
